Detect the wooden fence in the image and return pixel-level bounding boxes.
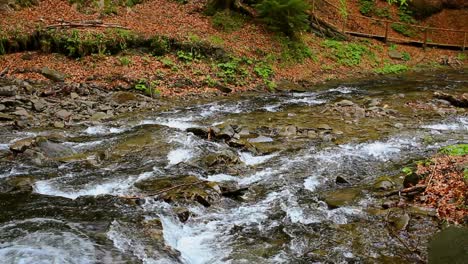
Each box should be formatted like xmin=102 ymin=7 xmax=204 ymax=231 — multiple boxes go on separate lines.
xmin=311 ymin=0 xmax=467 ymax=50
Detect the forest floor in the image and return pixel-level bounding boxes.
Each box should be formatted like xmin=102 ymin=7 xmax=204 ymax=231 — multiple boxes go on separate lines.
xmin=0 ymin=0 xmax=466 ymax=97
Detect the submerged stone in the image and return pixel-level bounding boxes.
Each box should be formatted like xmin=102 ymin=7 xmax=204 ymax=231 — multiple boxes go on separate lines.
xmin=323 ymin=188 xmax=362 ymax=209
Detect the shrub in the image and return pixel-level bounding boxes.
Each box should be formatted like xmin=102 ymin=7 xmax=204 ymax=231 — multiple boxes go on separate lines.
xmin=321 ymin=40 xmax=368 ymax=66
xmin=277 ymin=36 xmax=314 ymax=63
xmin=374 ymin=63 xmax=409 ymax=74
xmin=359 ymin=0 xmax=374 ymax=16
xmin=256 ymin=0 xmax=310 ymax=37
xmin=150 ymin=35 xmax=171 ymax=56
xmin=440 ymin=144 xmax=468 ymax=156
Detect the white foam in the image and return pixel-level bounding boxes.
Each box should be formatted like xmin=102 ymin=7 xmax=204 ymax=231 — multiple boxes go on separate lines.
xmin=84 ymin=125 xmax=127 ymax=135
xmin=304 ymin=176 xmax=320 ymax=191
xmin=160 ymin=215 xmax=226 ymax=264
xmin=34 ymin=172 xmax=153 ymax=199
xmin=0 ymin=231 xmax=96 ymax=264
xmin=327 ymin=86 xmax=357 ymax=94
xmin=239 ymin=152 xmax=277 ymax=166
xmin=422 ymin=117 xmax=468 ymax=131
xmin=167 ymin=148 xmax=193 ymax=165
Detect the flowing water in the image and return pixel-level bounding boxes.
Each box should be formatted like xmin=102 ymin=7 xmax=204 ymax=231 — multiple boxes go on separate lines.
xmin=0 ymin=70 xmax=467 ymax=263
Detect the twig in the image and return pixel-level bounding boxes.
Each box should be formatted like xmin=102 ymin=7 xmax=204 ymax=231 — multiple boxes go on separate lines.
xmin=379 ymin=184 xmax=427 ymax=197
xmin=46 ymin=22 xmax=129 ymax=30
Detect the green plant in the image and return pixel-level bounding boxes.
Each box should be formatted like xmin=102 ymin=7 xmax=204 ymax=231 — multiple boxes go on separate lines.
xmin=374 ymin=7 xmax=391 ymax=18
xmin=254 ymin=62 xmax=274 ymax=79
xmin=391 ymin=6 xmax=417 ymax=37
xmin=265 ymin=80 xmax=277 ymax=91
xmin=119 ymin=56 xmax=132 ymax=66
xmin=439 ymin=144 xmax=468 ymax=156
xmin=391 ymin=23 xmax=414 ymax=37
xmin=204 ymin=75 xmax=217 ymax=87
xmin=211 ymin=10 xmax=246 ymax=32
xmin=256 ymin=0 xmax=310 ymax=37
xmin=374 ymin=63 xmax=409 ymax=74
xmin=359 ymin=0 xmax=374 ymax=16
xmin=209 ymin=35 xmax=224 ymax=46
xmin=389 ymin=44 xmax=397 ymax=51
xmin=386 ymin=0 xmax=408 ymax=6
xmin=457 ymin=53 xmax=466 ymax=61
xmin=321 ymin=40 xmax=369 ymax=66
xmin=402 ymin=167 xmax=413 ymax=175
xmin=338 ymin=0 xmax=348 ymax=19
xmin=277 ymin=36 xmax=314 ymax=63
xmin=187 ymin=33 xmax=201 ymax=43
xmin=402 ymin=51 xmax=411 ymax=61
xmin=134 ymin=79 xmax=161 ymax=97
xmin=150 ymin=35 xmax=171 ymax=56
xmin=177 ymin=50 xmax=201 ymax=62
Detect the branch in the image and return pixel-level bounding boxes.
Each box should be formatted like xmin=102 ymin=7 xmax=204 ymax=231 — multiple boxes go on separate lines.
xmin=46 ymin=21 xmax=129 ymax=30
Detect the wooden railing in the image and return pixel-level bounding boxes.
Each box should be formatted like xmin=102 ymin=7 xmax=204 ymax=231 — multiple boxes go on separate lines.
xmin=310 ymin=0 xmax=467 ymax=50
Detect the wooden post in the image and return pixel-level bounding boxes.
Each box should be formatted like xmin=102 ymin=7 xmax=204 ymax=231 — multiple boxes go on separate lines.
xmin=463 ymin=32 xmax=466 ymax=51
xmin=312 ymin=0 xmax=315 ymax=13
xmin=423 ymin=28 xmax=428 ymax=50
xmin=384 ymin=21 xmax=389 ymax=43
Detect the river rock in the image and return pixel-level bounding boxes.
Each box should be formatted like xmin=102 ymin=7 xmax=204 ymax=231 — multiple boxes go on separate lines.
xmin=12 ymin=108 xmax=30 ymax=118
xmin=275 ymin=80 xmax=306 ymax=92
xmin=0 ymin=176 xmax=34 ymax=194
xmin=53 ymin=121 xmax=65 ymax=128
xmin=10 ymin=137 xmax=36 ymax=153
xmin=388 ymin=50 xmax=403 ymax=60
xmin=70 ymin=92 xmax=79 ymax=99
xmin=388 ymin=210 xmax=410 ymax=231
xmin=186 ymin=127 xmax=209 ymax=138
xmin=90 ymin=112 xmax=109 ymax=121
xmin=248 ymin=135 xmax=274 ymax=143
xmin=278 ymin=125 xmax=297 ymax=137
xmin=323 ymin=188 xmax=362 ymax=209
xmin=41 ymin=67 xmax=65 ymax=82
xmin=202 ymin=149 xmax=240 ymax=167
xmin=336 ymin=100 xmax=354 ymax=107
xmin=0 ymin=113 xmax=15 ymax=121
xmin=216 ymin=125 xmax=236 ymax=140
xmin=56 ymin=109 xmax=72 ymax=120
xmin=31 ymin=99 xmax=46 ymax=112
xmin=316 ymin=124 xmax=332 ymax=130
xmin=36 ymin=138 xmax=75 ymax=158
xmin=0 ymin=85 xmax=18 ymax=96
xmin=110 ymin=91 xmax=139 ymax=104
xmin=0 ymin=104 xmax=5 ymax=111
xmin=335 ymin=176 xmax=350 ymax=185
xmin=134 ymin=175 xmax=221 ymax=207
xmin=373 ymin=176 xmax=395 ymax=191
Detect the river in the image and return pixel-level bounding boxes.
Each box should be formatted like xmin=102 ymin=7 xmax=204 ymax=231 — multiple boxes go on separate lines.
xmin=0 ymin=70 xmax=467 ymax=263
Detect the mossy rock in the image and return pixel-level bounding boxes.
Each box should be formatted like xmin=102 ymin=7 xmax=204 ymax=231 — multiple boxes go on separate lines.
xmin=429 ymin=226 xmax=468 ymax=264
xmin=134 ymin=175 xmax=221 ymax=206
xmin=322 ymin=188 xmax=362 ymax=209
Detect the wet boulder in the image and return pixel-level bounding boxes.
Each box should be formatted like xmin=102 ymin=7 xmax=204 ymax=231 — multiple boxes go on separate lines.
xmin=0 ymin=176 xmax=34 ymax=194
xmin=134 ymin=175 xmax=222 ymax=207
xmin=9 ymin=137 xmax=36 ymax=153
xmin=202 ymin=149 xmax=240 ymax=167
xmin=41 ymin=67 xmax=65 ymax=82
xmin=373 ymin=176 xmax=395 ymax=191
xmin=36 ymin=137 xmax=76 ymax=158
xmin=322 ymin=188 xmax=362 ymax=209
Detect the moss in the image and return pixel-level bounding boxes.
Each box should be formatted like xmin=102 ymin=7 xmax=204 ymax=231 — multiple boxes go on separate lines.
xmin=439 ymin=144 xmax=468 ymax=156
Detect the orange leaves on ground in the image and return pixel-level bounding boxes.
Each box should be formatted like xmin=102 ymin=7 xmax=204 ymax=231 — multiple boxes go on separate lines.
xmin=415 ymin=155 xmax=468 ymax=224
